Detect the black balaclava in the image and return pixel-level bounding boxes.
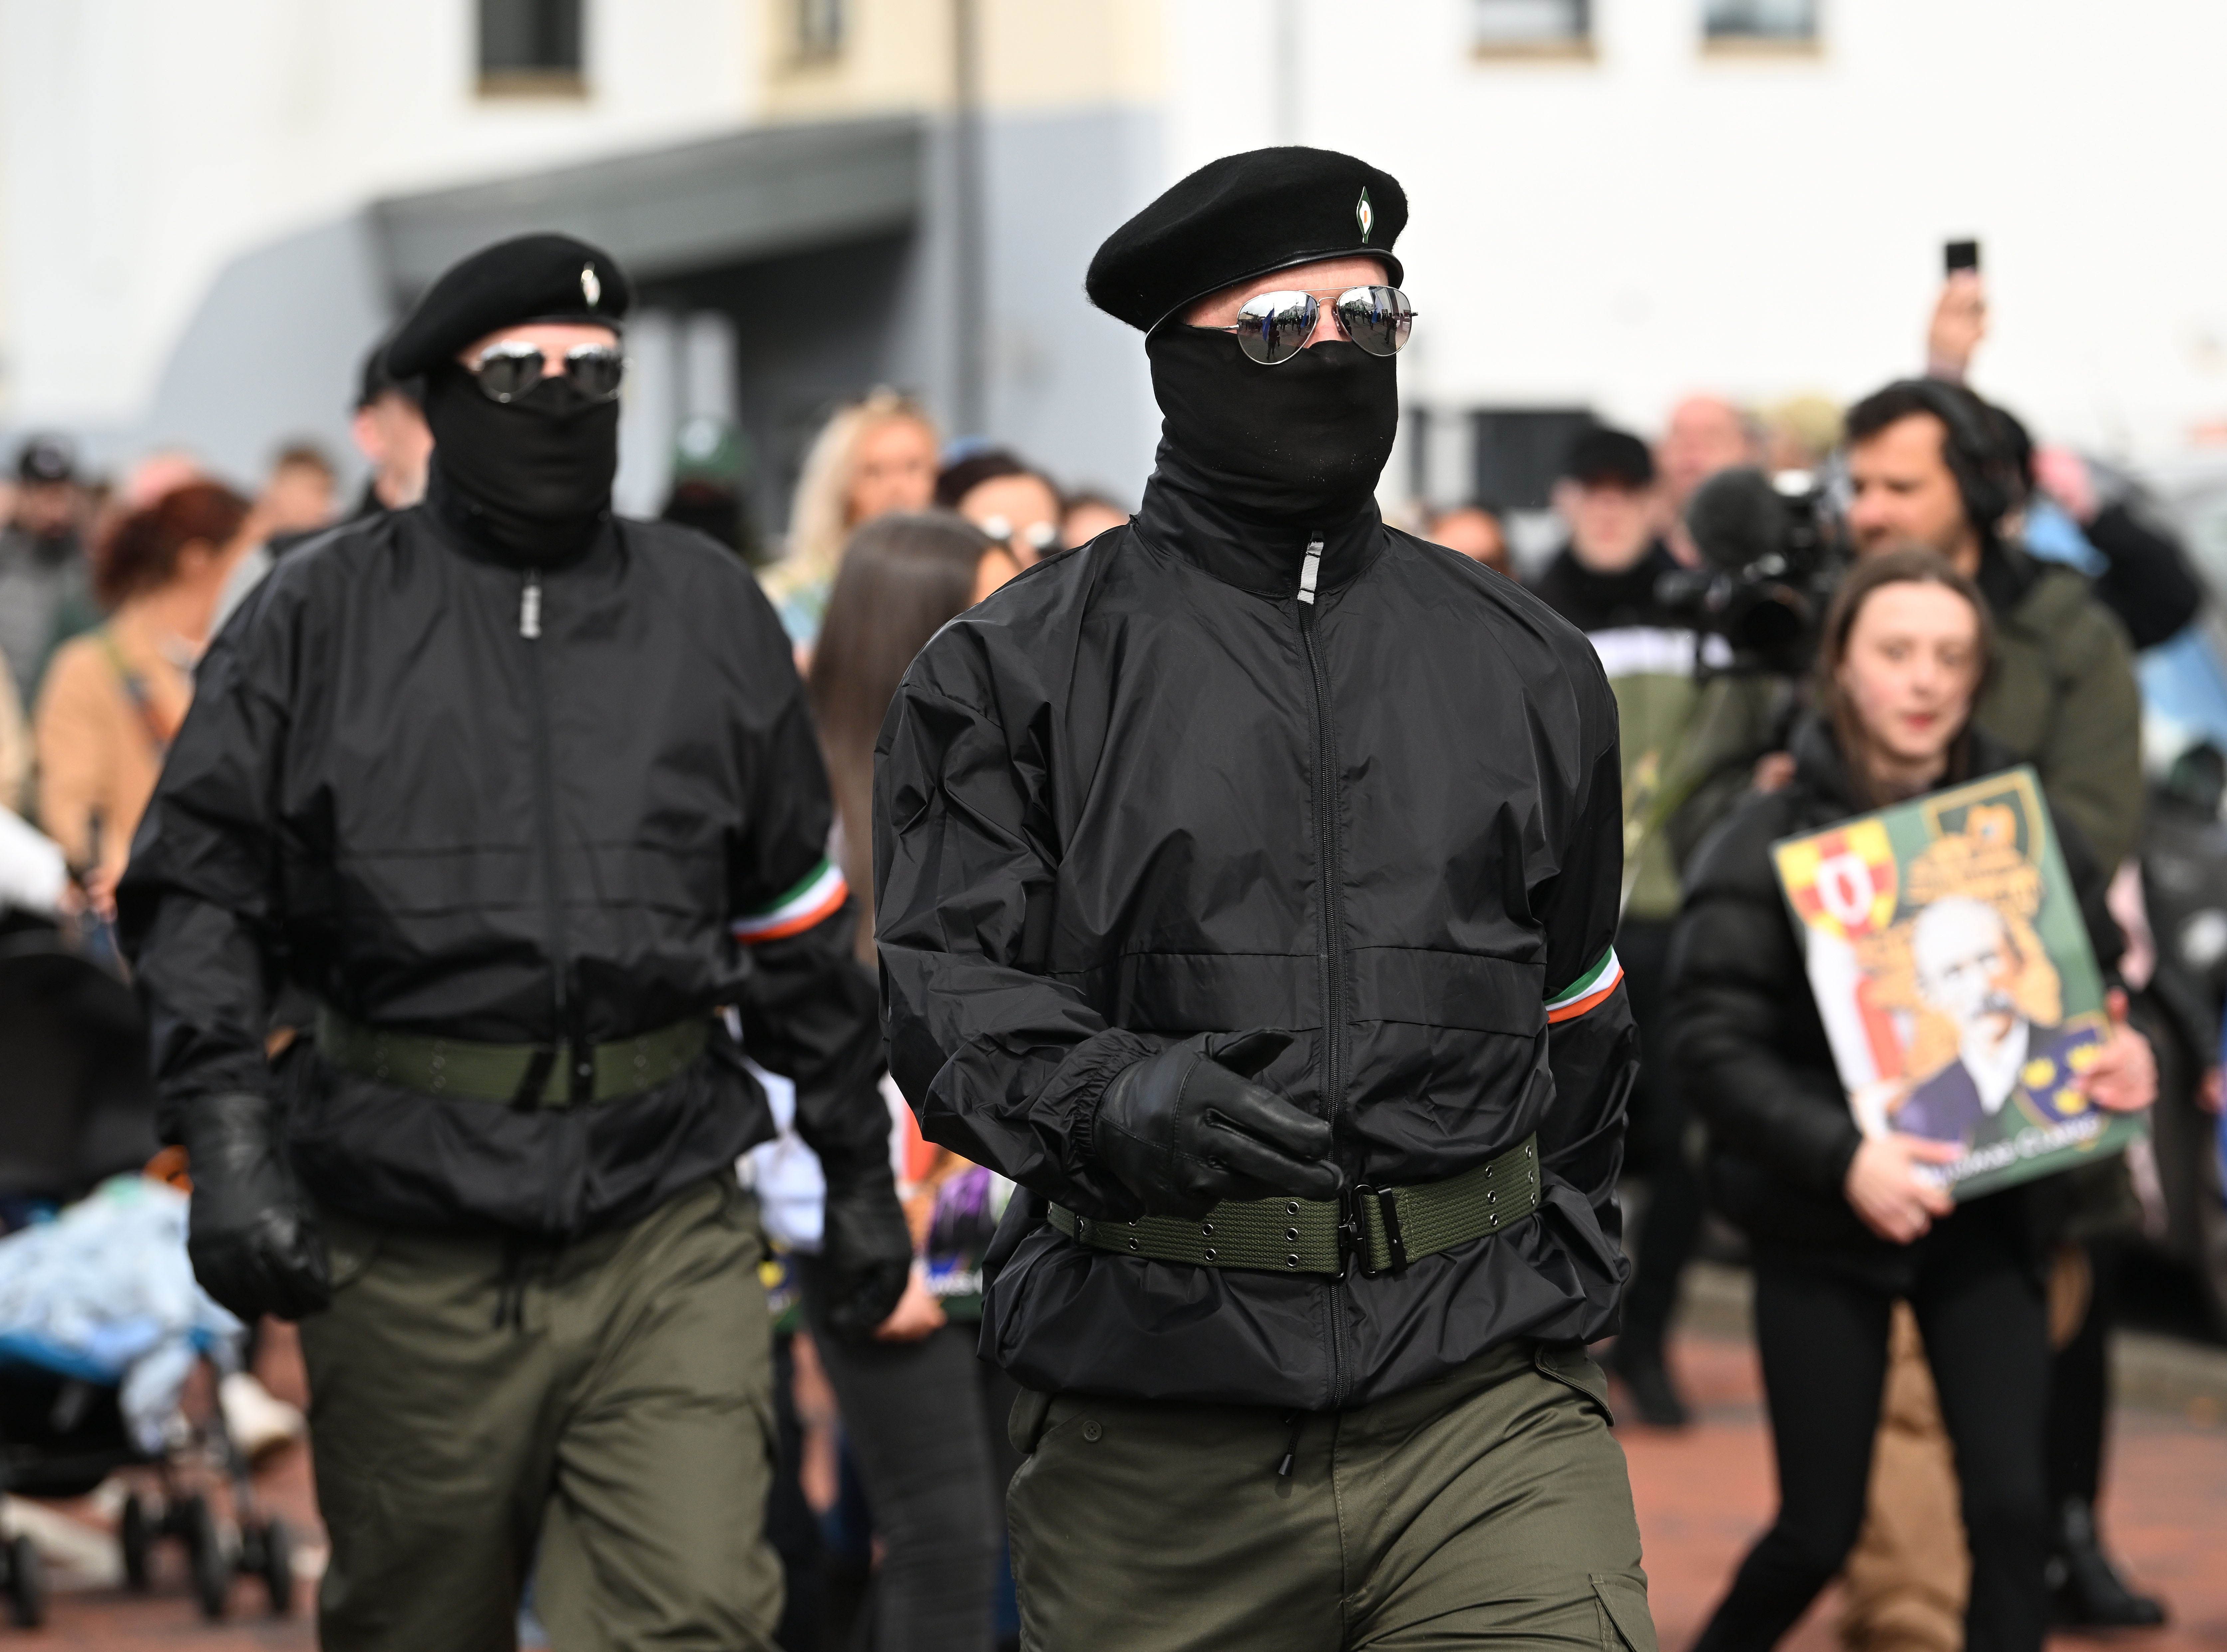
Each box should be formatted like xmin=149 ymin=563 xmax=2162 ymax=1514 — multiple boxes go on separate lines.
xmin=1147 ymin=326 xmax=1398 ymax=531
xmin=423 ymin=362 xmax=619 ymax=565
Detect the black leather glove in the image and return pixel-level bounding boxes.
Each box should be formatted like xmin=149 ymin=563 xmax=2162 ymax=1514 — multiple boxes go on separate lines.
xmin=818 ymin=1162 xmax=913 ymax=1339
xmin=1092 ymin=1030 xmax=1341 ymax=1219
xmin=180 ymin=1091 xmax=332 ymax=1323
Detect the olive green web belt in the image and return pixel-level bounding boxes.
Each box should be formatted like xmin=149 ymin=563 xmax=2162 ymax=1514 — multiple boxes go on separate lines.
xmin=314 ymin=1005 xmax=708 ymax=1107
xmin=1050 ymin=1134 xmax=1541 ymax=1278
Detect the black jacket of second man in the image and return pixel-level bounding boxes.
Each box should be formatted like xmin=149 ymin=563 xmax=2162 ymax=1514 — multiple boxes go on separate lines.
xmin=875 ymin=478 xmax=1638 ymax=1411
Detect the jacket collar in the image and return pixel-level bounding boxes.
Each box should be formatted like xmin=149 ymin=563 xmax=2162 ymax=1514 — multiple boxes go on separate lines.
xmin=1129 ymin=453 xmax=1383 ymax=601
xmin=1788 ymin=713 xmax=2014 ymax=815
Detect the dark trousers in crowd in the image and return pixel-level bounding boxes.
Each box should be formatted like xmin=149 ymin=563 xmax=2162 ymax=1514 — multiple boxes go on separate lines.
xmin=2046 ymin=1241 xmax=2116 ymax=1510
xmin=1693 ymin=1210 xmax=2050 ymax=1652
xmin=1614 ymin=918 xmax=1704 ymax=1368
xmin=768 ymin=1332 xmax=829 ymax=1652
xmin=802 ymin=1268 xmax=1014 ymax=1652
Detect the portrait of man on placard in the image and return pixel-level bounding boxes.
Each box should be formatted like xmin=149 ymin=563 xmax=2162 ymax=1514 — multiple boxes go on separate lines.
xmin=1893 ymin=892 xmax=2103 ymax=1150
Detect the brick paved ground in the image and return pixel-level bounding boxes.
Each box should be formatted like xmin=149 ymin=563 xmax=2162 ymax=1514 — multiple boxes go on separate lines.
xmin=1623 ymin=1335 xmax=2227 ymax=1652
xmin=10 ymin=1324 xmax=2221 ymax=1648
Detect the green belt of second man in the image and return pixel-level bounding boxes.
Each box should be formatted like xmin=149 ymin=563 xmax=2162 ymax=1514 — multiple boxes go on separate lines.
xmin=1050 ymin=1133 xmax=1542 ymax=1278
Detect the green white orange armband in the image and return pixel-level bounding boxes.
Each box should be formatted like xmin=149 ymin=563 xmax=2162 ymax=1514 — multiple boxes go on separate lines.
xmin=732 ymin=858 xmax=848 ymax=944
xmin=1545 ymin=947 xmax=1623 ymax=1025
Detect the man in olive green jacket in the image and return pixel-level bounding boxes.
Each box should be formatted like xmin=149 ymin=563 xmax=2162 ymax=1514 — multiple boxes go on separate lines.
xmin=1842 ymin=379 xmax=2141 ymax=867
xmin=1834 ymin=376 xmax=2146 ymax=1651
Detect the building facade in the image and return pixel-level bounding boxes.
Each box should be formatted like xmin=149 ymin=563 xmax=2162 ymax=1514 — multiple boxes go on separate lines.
xmin=3 ymin=0 xmax=2225 ymax=532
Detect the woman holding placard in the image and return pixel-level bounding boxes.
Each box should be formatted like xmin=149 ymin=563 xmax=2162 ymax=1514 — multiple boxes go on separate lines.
xmin=1670 ymin=547 xmax=2155 ymax=1652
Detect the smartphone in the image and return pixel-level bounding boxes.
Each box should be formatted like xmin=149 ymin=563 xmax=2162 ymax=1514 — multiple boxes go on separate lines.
xmin=1944 ymin=239 xmax=1981 ymax=275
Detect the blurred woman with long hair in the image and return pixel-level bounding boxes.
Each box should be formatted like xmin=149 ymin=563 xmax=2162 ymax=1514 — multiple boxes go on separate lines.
xmin=795 ymin=510 xmax=1018 ymax=1650
xmin=763 ymin=389 xmax=941 ymax=651
xmin=36 ymin=480 xmax=256 ymax=911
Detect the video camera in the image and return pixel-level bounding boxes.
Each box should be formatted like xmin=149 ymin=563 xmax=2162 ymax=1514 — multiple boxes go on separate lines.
xmin=1654 ymin=466 xmax=1842 ymax=676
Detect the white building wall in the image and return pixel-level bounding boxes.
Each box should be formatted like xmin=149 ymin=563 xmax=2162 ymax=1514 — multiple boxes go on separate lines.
xmin=8 ymin=0 xmax=2225 ymax=498
xmin=0 ymin=0 xmax=755 ymax=434
xmin=1167 ymin=0 xmax=2227 ymax=462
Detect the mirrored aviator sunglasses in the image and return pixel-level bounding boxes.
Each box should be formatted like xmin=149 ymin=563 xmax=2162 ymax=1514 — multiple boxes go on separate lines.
xmin=470 ymin=341 xmax=627 ymax=404
xmin=1219 ymin=285 xmax=1416 ymax=366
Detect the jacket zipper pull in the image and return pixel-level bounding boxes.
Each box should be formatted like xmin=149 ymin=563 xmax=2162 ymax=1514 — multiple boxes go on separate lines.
xmin=519 ymin=571 xmax=542 ymax=640
xmin=1276 ymin=1410 xmax=1306 ymax=1481
xmin=1297 ymin=537 xmax=1324 ymax=606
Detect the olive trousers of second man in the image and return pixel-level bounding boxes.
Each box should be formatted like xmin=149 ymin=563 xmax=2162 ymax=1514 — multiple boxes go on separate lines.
xmin=1005 ymin=1339 xmax=1658 ymax=1652
xmin=299 ymin=1175 xmax=783 ymax=1652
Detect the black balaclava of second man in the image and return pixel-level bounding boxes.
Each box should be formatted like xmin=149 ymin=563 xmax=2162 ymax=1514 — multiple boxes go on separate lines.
xmin=1146 ymin=319 xmax=1399 ymax=542
xmin=1084 ymin=146 xmax=1409 ymax=566
xmin=423 ymin=359 xmax=620 ymax=565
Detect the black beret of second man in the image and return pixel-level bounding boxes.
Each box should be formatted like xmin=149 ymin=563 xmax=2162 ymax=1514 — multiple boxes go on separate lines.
xmin=1087 ymin=146 xmax=1406 ymax=333
xmin=384 ymin=233 xmax=632 ymax=381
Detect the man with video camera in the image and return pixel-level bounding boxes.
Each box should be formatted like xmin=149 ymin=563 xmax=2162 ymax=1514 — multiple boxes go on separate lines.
xmin=1841 ymin=378 xmax=2141 ymax=869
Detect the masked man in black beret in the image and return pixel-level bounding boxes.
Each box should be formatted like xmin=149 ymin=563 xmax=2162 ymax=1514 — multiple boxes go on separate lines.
xmin=877 ymin=149 xmax=1656 ymax=1648
xmin=119 ymin=233 xmax=910 ymax=1651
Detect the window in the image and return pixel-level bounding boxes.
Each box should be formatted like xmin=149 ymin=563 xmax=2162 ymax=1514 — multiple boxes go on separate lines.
xmin=1470 ymin=410 xmax=1597 ymax=511
xmin=795 ymin=0 xmax=845 ymax=61
xmin=1473 ymin=0 xmax=1591 ymax=57
xmin=1704 ymin=0 xmax=1819 ymax=48
xmin=479 ymin=0 xmax=585 ymax=94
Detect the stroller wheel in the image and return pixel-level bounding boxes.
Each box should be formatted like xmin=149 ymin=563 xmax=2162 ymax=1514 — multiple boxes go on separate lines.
xmin=181 ymin=1495 xmax=229 ymax=1621
xmin=119 ymin=1492 xmax=151 ymax=1590
xmin=7 ymin=1535 xmax=45 ymax=1628
xmin=258 ymin=1517 xmax=294 ymax=1616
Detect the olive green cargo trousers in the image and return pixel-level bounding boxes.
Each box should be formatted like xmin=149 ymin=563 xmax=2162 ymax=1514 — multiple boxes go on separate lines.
xmin=298 ymin=1176 xmax=781 ymax=1652
xmin=1005 ymin=1340 xmax=1657 ymax=1652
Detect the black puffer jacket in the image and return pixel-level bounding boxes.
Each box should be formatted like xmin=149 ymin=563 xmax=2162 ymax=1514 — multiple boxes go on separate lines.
xmin=117 ymin=482 xmax=887 ymax=1235
xmin=1669 ymin=716 xmax=2121 ymax=1273
xmin=875 ymin=472 xmax=1637 ymax=1411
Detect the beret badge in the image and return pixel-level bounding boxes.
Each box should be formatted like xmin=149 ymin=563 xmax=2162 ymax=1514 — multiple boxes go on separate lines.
xmin=1356 ymin=188 xmax=1374 ymax=244
xmin=581 ymin=263 xmax=602 ymax=308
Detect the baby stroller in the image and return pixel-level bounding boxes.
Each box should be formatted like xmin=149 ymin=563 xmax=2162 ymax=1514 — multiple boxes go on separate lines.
xmin=0 ymin=926 xmax=295 ymax=1623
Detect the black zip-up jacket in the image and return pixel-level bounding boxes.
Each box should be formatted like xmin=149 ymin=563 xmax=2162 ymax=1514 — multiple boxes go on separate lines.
xmin=1668 ymin=717 xmax=2121 ymax=1280
xmin=116 ymin=487 xmax=887 ymax=1235
xmin=874 ymin=476 xmax=1638 ymax=1410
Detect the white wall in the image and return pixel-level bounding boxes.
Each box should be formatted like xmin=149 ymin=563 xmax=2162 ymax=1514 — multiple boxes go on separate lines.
xmin=0 ymin=0 xmax=755 ymax=438
xmin=1166 ymin=0 xmax=2227 ymax=460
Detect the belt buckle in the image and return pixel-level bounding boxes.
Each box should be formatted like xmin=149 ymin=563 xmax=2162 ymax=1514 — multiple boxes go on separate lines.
xmin=1339 ymin=1185 xmax=1378 ymax=1280
xmin=1337 ymin=1185 xmax=1368 ymax=1281
xmin=1338 ymin=1183 xmax=1409 ymax=1281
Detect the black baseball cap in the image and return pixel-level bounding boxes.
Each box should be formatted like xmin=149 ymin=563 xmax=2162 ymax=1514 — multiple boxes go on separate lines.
xmin=356 ymin=341 xmax=423 ymax=411
xmin=16 ymin=435 xmax=75 ymax=486
xmin=1561 ymin=428 xmax=1656 ymax=490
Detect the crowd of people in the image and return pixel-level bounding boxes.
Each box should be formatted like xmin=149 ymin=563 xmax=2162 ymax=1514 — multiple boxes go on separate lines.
xmin=0 ymin=147 xmax=2214 ymax=1652
xmin=729 ymin=258 xmax=2209 ymax=1650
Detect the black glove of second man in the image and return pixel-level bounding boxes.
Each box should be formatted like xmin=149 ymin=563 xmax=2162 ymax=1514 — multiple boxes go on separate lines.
xmin=180 ymin=1091 xmax=333 ymax=1322
xmin=1093 ymin=1030 xmax=1342 ymax=1219
xmin=818 ymin=1161 xmax=914 ymax=1339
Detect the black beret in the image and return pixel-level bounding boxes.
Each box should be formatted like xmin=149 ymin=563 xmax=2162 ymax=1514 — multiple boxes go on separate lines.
xmin=1086 ymin=146 xmax=1406 ymax=333
xmin=384 ymin=233 xmax=632 ymax=380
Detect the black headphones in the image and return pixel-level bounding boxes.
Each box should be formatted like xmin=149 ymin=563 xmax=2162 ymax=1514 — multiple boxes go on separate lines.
xmin=1897 ymin=378 xmax=2015 ymax=534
